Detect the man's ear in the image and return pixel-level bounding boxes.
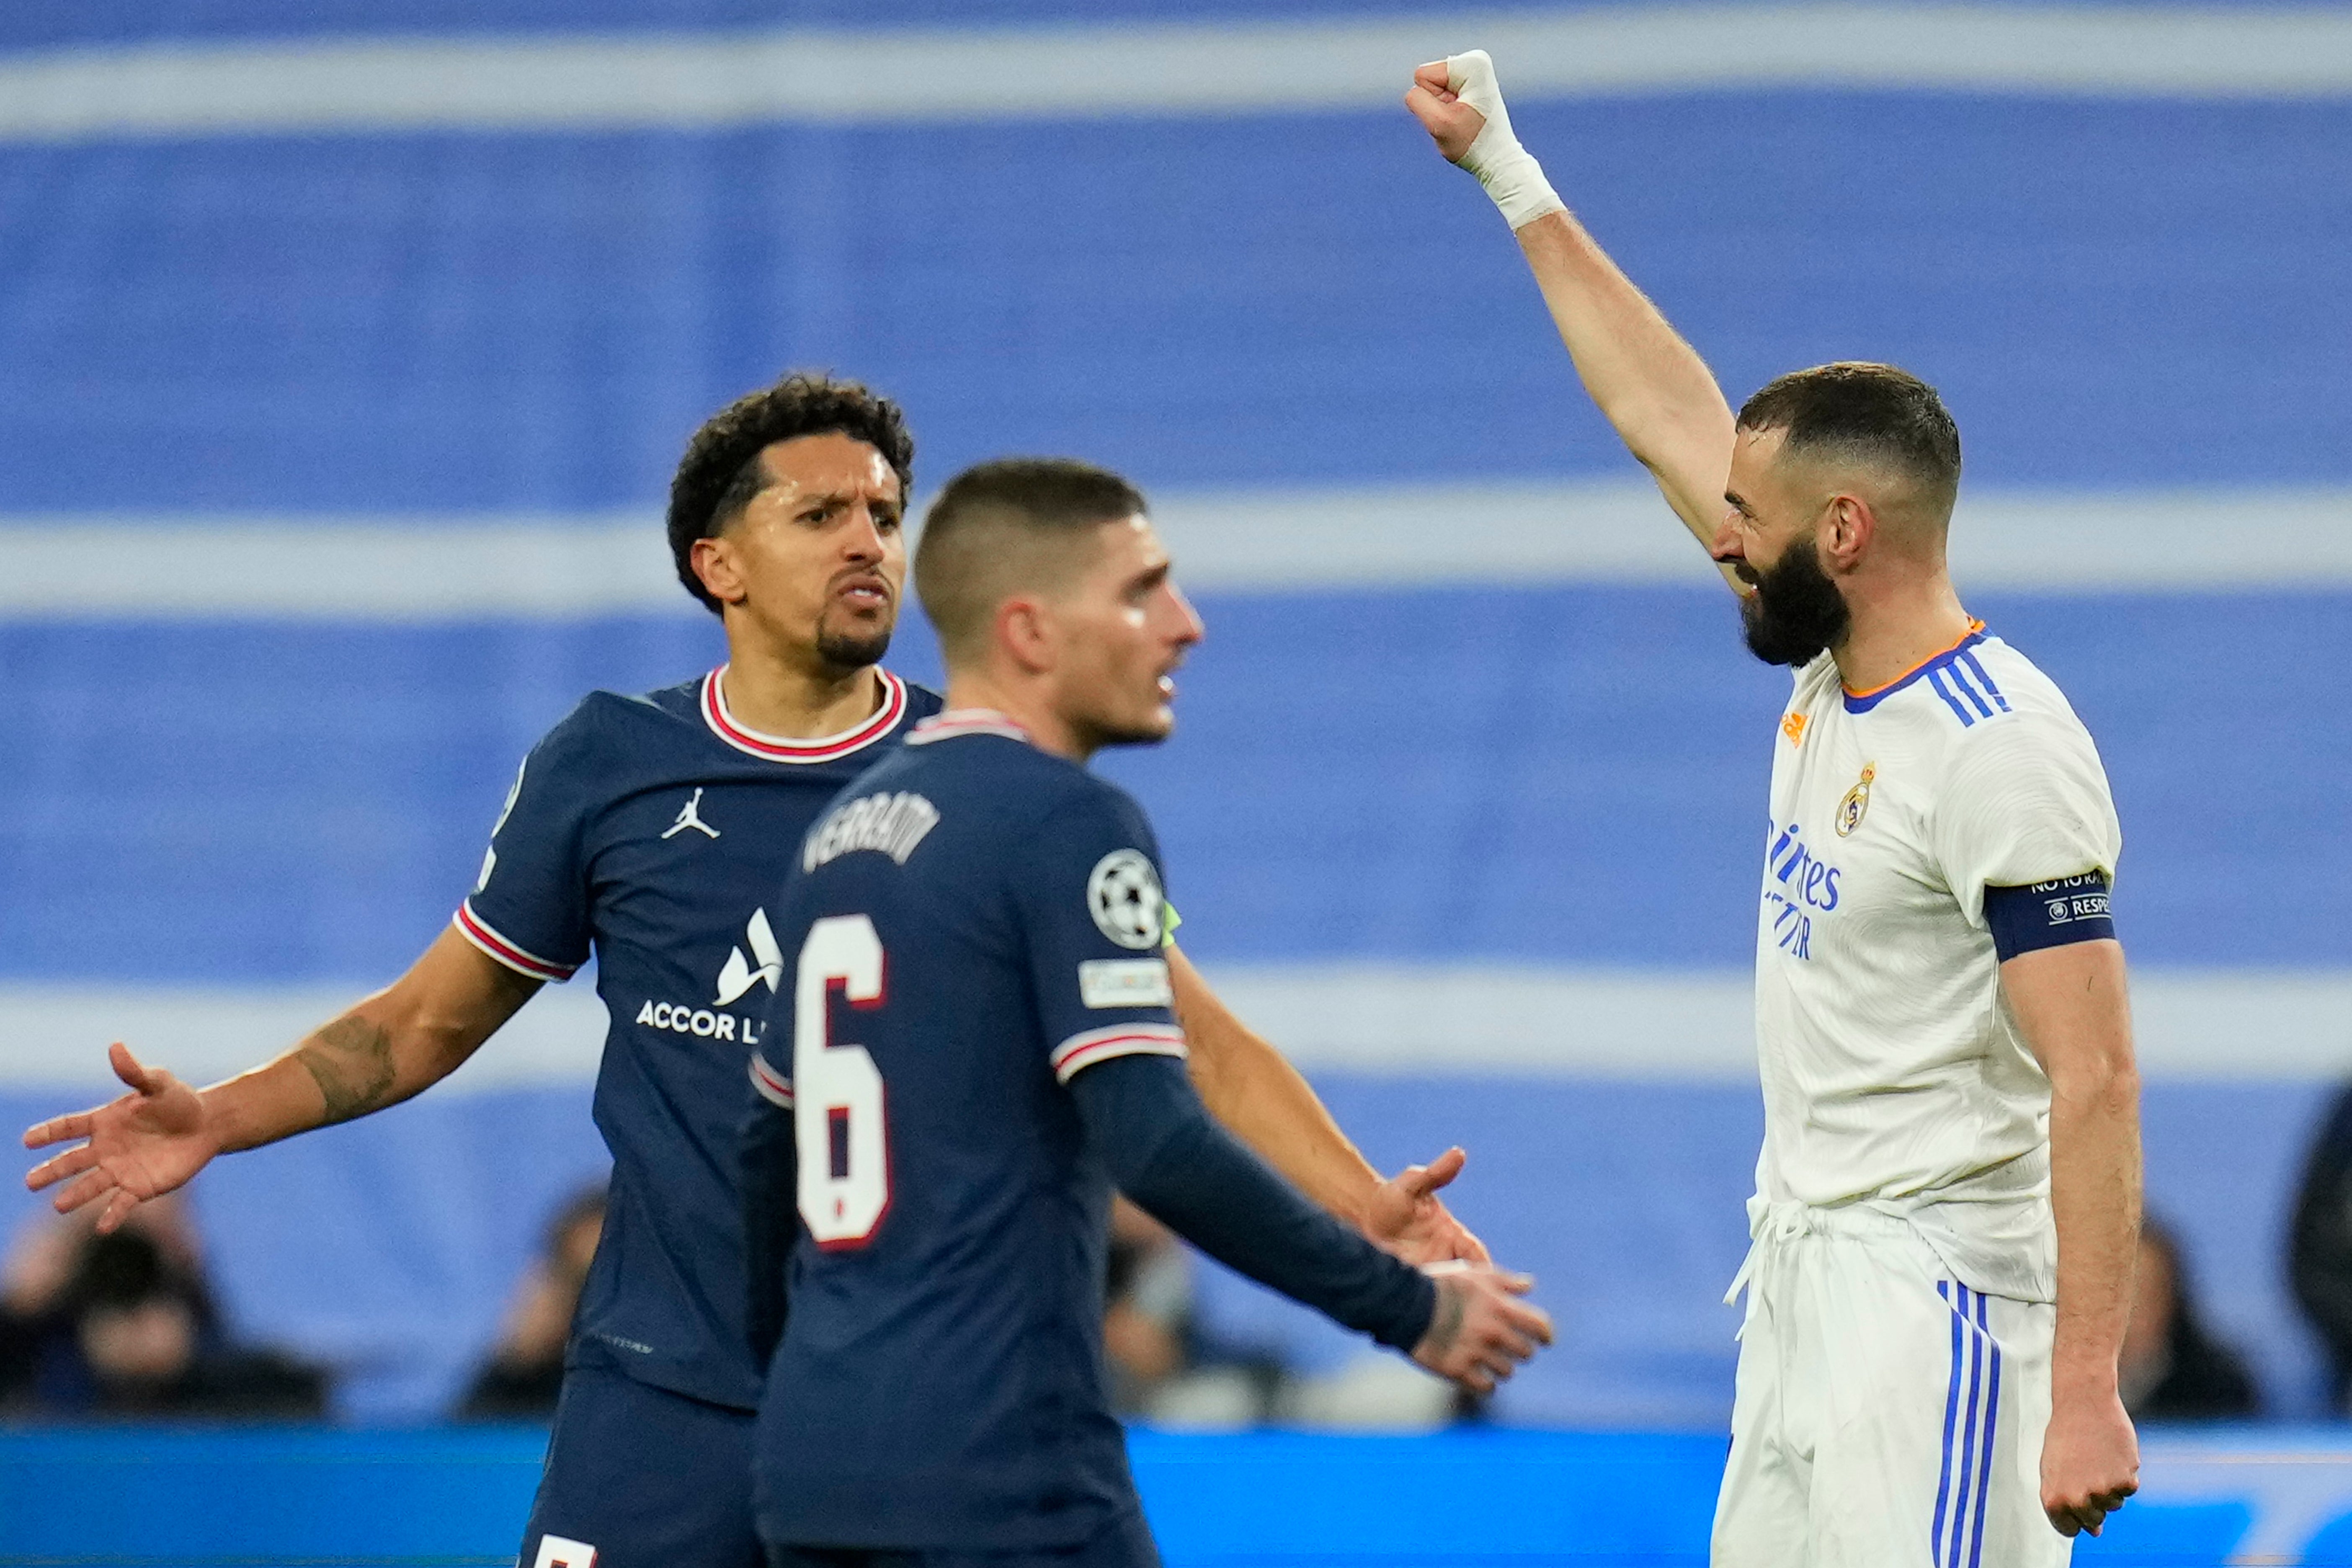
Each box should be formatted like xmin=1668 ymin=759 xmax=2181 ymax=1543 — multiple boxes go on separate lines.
xmin=1821 ymin=493 xmax=1875 ymax=573
xmin=691 ymin=534 xmax=749 ymax=608
xmin=996 ymin=595 xmax=1056 ymax=676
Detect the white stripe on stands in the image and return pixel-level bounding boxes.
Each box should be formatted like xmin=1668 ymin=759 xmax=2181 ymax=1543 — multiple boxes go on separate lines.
xmin=1158 ymin=483 xmax=2352 ymax=594
xmin=0 ymin=983 xmax=611 ymax=1092
xmin=1196 ymin=965 xmax=2352 ymax=1081
xmin=2 ymin=6 xmax=2349 ymax=145
xmin=0 ymin=967 xmax=2342 ymax=1087
xmin=2 ymin=486 xmax=2346 ymax=620
xmin=0 ymin=516 xmax=680 ymax=622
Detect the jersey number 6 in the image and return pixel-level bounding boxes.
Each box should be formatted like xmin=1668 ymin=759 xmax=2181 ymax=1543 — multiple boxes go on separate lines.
xmin=793 ymin=915 xmax=890 ymax=1248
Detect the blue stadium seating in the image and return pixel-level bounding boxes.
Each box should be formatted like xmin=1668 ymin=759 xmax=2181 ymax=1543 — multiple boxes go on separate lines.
xmin=2 ymin=1 xmax=2346 ymax=1447
xmin=2 ymin=95 xmax=2348 ymax=512
xmin=3 ymin=586 xmax=2344 ymax=982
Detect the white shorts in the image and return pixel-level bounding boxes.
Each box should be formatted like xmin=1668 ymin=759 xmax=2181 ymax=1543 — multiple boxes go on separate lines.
xmin=1712 ymin=1204 xmax=2070 ymax=1568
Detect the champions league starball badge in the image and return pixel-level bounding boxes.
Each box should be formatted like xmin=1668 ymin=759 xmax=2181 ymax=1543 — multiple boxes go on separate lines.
xmin=1087 ymin=849 xmax=1165 ymax=949
xmin=1835 ymin=763 xmax=1877 ymax=838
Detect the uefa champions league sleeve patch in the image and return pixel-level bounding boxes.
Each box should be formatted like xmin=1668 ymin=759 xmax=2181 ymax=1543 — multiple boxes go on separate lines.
xmin=1086 ymin=849 xmax=1165 ymax=950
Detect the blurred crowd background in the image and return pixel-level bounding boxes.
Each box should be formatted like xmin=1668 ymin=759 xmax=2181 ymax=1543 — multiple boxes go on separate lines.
xmin=0 ymin=0 xmax=2347 ymax=1432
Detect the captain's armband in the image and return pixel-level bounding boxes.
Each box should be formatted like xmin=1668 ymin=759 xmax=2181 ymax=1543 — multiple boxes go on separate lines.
xmin=1984 ymin=873 xmax=2114 ymax=962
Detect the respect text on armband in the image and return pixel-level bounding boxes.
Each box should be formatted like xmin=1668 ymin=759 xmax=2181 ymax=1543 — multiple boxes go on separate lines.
xmin=1985 ymin=870 xmax=2115 ymax=960
xmin=2030 ymin=872 xmax=2110 ymax=924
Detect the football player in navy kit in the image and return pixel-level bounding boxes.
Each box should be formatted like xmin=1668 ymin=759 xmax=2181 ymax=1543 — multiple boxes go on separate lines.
xmin=24 ymin=380 xmax=1492 ymax=1568
xmin=745 ymin=460 xmax=1553 ymax=1568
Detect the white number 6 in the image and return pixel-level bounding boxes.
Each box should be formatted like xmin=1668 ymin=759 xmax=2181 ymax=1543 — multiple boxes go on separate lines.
xmin=794 ymin=915 xmax=890 ymax=1247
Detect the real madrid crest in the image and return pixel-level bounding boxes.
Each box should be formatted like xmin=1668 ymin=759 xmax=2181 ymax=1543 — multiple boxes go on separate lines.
xmin=1835 ymin=763 xmax=1876 ymax=838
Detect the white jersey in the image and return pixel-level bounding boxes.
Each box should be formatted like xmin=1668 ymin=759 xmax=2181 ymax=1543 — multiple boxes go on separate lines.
xmin=1751 ymin=626 xmax=2121 ymax=1303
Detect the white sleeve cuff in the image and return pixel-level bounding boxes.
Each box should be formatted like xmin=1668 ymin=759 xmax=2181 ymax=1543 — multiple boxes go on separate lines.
xmin=453 ymin=902 xmax=579 ymax=982
xmin=1049 ymin=1024 xmax=1188 ymax=1086
xmin=748 ymin=1052 xmax=794 ymax=1108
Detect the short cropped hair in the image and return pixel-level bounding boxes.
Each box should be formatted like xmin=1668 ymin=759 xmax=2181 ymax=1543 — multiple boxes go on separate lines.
xmin=1736 ymin=362 xmax=1962 ymax=516
xmin=916 ymin=459 xmax=1148 ymax=665
xmin=666 ymin=373 xmax=915 ymax=614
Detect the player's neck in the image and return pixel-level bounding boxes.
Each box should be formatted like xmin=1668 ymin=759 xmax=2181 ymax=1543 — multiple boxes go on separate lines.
xmin=718 ymin=644 xmax=886 ymax=740
xmin=940 ymin=675 xmax=1091 ymax=763
xmin=1830 ymin=567 xmax=1977 ymax=695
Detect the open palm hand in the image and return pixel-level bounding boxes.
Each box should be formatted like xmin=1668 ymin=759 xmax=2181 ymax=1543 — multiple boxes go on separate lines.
xmin=23 ymin=1043 xmax=218 ymax=1233
xmin=1363 ymin=1146 xmax=1492 ymax=1266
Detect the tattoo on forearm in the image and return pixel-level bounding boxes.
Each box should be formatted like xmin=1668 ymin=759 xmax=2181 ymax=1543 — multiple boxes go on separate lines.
xmin=1424 ymin=1279 xmax=1466 ymax=1354
xmin=296 ymin=1017 xmax=398 ymax=1124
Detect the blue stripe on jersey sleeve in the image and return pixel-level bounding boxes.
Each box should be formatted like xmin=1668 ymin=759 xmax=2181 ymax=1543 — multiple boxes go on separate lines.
xmin=1927 ymin=667 xmax=1978 ymax=727
xmin=1957 ymin=651 xmax=2012 ymax=714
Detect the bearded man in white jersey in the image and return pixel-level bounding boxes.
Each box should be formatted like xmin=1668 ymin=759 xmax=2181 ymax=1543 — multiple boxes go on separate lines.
xmin=1408 ymin=51 xmax=2144 ymax=1567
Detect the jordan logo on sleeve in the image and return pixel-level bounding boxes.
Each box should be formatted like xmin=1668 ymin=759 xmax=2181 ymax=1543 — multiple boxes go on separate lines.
xmin=662 ymin=787 xmax=721 ymax=841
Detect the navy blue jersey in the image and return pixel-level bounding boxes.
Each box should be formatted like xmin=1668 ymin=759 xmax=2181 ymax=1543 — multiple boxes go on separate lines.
xmin=459 ymin=666 xmax=941 ymax=1410
xmin=750 ymin=712 xmax=1190 ymax=1550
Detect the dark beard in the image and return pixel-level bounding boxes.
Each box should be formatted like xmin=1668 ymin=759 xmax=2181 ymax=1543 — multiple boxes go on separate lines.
xmin=815 ymin=620 xmax=892 ymax=671
xmin=1738 ymin=539 xmax=1851 ymax=667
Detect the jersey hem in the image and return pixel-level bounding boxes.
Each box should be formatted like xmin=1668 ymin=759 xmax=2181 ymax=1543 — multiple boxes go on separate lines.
xmin=564 ymin=1335 xmax=761 ymax=1413
xmin=756 ymin=1490 xmax=1142 ymax=1554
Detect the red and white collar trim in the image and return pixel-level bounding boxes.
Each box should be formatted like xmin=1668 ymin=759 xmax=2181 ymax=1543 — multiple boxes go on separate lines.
xmin=701 ymin=666 xmax=908 ymax=764
xmin=905 ymin=708 xmax=1032 ymax=747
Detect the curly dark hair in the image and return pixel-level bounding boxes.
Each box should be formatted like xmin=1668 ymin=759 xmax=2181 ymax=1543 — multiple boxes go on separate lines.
xmin=665 ymin=373 xmax=916 ymax=614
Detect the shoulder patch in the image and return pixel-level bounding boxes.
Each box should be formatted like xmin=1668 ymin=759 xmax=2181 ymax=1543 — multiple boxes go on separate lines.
xmin=1079 ymin=957 xmax=1173 ymax=1008
xmin=1086 ymin=850 xmax=1164 ymax=950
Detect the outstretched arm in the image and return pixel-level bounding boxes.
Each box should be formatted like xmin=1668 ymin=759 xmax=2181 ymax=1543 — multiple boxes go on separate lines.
xmin=1070 ymin=1052 xmax=1551 ymax=1394
xmin=1406 ymin=51 xmax=1740 ymax=578
xmin=24 ymin=927 xmax=539 ymax=1231
xmin=1171 ymin=944 xmax=1488 ymax=1264
xmin=2004 ymin=938 xmax=2142 ymax=1538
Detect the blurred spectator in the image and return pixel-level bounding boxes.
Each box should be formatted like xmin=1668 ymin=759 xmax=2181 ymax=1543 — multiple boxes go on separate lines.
xmin=2294 ymin=1081 xmax=2352 ymax=1410
xmin=457 ymin=1185 xmax=606 ymax=1419
xmin=1102 ymin=1200 xmax=1454 ymax=1431
xmin=0 ymin=1195 xmax=326 ymax=1419
xmin=1104 ymin=1197 xmax=1193 ymax=1416
xmin=2121 ymin=1214 xmax=2258 ymax=1423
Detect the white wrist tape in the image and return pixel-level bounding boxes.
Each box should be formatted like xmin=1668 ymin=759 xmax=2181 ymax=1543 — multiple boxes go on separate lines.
xmin=1446 ymin=49 xmax=1565 ymax=231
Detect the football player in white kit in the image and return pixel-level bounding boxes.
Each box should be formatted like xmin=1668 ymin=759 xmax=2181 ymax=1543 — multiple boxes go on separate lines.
xmin=1408 ymin=52 xmax=2144 ymax=1566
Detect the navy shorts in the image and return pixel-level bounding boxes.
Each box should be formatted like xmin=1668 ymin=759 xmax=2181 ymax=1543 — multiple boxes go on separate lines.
xmin=764 ymin=1508 xmax=1160 ymax=1568
xmin=520 ymin=1364 xmax=763 ymax=1568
